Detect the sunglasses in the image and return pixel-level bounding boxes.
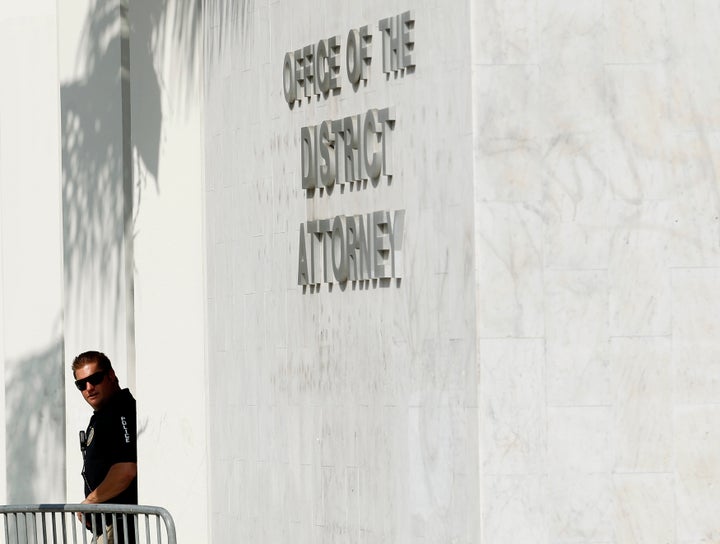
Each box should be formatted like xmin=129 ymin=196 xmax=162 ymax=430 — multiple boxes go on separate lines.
xmin=75 ymin=370 xmax=106 ymax=391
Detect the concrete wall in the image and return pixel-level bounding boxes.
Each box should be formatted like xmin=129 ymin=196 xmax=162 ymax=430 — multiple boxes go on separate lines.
xmin=0 ymin=1 xmax=65 ymax=503
xmin=204 ymin=0 xmax=478 ymax=541
xmin=129 ymin=1 xmax=209 ymax=542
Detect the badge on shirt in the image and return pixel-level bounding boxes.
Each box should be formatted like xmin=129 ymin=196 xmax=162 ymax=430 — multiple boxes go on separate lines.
xmin=86 ymin=427 xmax=95 ymax=447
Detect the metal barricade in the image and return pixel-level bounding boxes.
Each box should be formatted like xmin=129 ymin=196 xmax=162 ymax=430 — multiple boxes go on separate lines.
xmin=0 ymin=504 xmax=176 ymax=544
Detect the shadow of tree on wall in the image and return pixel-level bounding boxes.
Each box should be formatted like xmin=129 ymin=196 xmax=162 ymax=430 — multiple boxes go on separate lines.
xmin=61 ymin=40 xmax=134 ymax=332
xmin=61 ymin=0 xmax=154 ymax=337
xmin=48 ymin=0 xmax=246 ymax=498
xmin=61 ymin=0 xmax=247 ymax=321
xmin=5 ymin=340 xmax=65 ymax=503
xmin=1 ymin=0 xmax=249 ymax=506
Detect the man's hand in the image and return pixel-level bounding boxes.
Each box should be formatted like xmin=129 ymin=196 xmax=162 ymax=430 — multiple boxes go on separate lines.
xmin=76 ymin=498 xmax=92 ymax=523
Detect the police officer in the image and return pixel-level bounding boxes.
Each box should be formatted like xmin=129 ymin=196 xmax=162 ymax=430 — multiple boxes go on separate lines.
xmin=73 ymin=351 xmax=137 ymax=544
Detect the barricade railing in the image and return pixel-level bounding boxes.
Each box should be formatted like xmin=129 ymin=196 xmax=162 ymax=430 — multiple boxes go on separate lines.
xmin=0 ymin=504 xmax=176 ymax=544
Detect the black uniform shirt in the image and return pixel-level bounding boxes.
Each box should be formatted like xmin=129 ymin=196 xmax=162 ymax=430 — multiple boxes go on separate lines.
xmin=82 ymin=388 xmax=138 ymax=505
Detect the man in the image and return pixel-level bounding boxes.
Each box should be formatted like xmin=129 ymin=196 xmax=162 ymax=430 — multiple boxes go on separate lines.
xmin=73 ymin=351 xmax=137 ymax=544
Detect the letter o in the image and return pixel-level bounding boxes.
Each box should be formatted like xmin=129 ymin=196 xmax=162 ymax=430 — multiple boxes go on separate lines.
xmin=332 ymin=216 xmax=348 ymax=282
xmin=283 ymin=52 xmax=296 ymax=104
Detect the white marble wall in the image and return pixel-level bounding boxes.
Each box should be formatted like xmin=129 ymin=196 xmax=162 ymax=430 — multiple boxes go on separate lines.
xmin=0 ymin=1 xmax=66 ymax=503
xmin=475 ymin=1 xmax=720 ymax=542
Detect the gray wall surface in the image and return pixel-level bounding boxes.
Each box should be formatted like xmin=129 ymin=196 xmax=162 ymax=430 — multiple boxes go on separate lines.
xmin=204 ymin=0 xmax=479 ymax=542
